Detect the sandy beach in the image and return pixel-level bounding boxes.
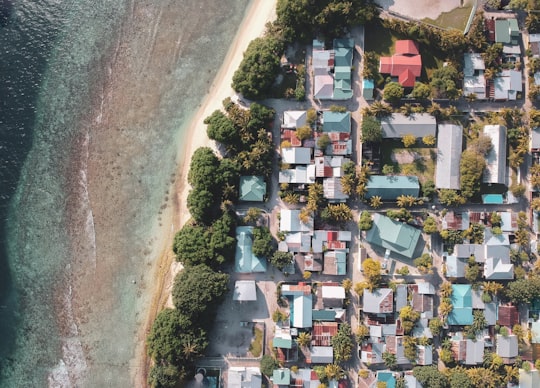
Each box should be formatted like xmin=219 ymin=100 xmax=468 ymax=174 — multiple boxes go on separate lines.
xmin=137 ymin=0 xmax=277 ymax=385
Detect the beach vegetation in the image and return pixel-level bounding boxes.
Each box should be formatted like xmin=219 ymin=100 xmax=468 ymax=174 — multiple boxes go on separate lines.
xmin=205 ymin=110 xmax=240 ymax=147
xmin=173 ymin=223 xmax=212 ymax=266
xmin=172 ymin=264 xmax=229 ymax=324
xmin=148 ymin=362 xmax=183 ymax=388
xmin=187 ymin=188 xmax=215 ymax=223
xmin=232 ymin=36 xmax=284 ymax=100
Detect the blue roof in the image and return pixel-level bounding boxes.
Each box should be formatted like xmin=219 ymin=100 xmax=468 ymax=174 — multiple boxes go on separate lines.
xmin=312 ymin=309 xmax=337 ymax=321
xmin=377 ymin=372 xmax=396 ymax=388
xmin=363 ymin=79 xmax=375 ymax=88
xmin=482 ymin=194 xmax=504 ymax=204
xmin=365 ymin=213 xmax=422 ymax=259
xmin=366 ymin=175 xmax=420 ymax=200
xmin=234 ymin=226 xmax=267 ymax=273
xmin=273 ymin=336 xmax=293 ymax=349
xmin=448 ymin=284 xmax=473 ymax=325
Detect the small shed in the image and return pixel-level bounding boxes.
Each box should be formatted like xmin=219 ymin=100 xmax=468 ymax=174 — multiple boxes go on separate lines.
xmin=362 ymin=79 xmax=374 ymax=100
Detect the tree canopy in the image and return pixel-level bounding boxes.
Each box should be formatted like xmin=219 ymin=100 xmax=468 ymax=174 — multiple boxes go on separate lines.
xmin=383 ymin=82 xmax=404 ymax=103
xmin=361 ymin=115 xmax=383 ymax=142
xmin=270 ymin=251 xmax=294 ymax=271
xmin=413 ymin=366 xmax=449 ymax=388
xmin=172 ymin=264 xmax=229 ymax=324
xmin=331 ymin=323 xmax=354 ymax=363
xmin=252 ymin=226 xmax=275 ymax=258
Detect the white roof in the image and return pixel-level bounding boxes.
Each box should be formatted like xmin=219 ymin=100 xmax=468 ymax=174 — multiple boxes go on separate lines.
xmin=233 ymin=281 xmax=257 ymax=301
xmin=519 ymin=369 xmax=540 ymax=388
xmin=322 ymin=285 xmax=346 ymax=299
xmin=310 ymin=346 xmax=333 ymax=363
xmin=314 ymin=74 xmax=334 ymax=100
xmin=417 ymin=282 xmax=435 ymax=295
xmin=483 ymin=125 xmax=507 ymax=184
xmin=464 ymin=53 xmax=485 ymax=76
xmin=293 ymin=294 xmax=313 ymax=328
xmin=282 ymin=147 xmax=311 ymax=164
xmin=530 ymin=33 xmax=540 ymax=43
xmin=313 ymin=50 xmax=333 ymax=71
xmin=228 ymin=367 xmax=262 ymax=388
xmin=464 ymin=75 xmax=486 ymax=99
xmin=280 ymin=209 xmax=314 ymax=233
xmin=494 ymin=70 xmax=522 ymax=100
xmin=283 ymin=110 xmax=307 ymax=129
xmin=279 ymin=165 xmax=316 ymax=184
xmin=323 ymin=176 xmax=349 ymax=201
xmin=484 ymin=257 xmax=514 ymax=280
xmin=436 ymin=123 xmax=463 ymax=189
xmin=465 ymin=339 xmax=485 ymax=365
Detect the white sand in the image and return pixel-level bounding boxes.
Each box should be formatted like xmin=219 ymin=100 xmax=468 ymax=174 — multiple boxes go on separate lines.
xmin=376 ymin=0 xmax=463 ymax=20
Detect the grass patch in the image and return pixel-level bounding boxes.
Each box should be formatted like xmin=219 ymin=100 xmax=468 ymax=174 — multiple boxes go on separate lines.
xmin=381 ymin=139 xmax=436 ymax=184
xmin=249 ymin=327 xmax=264 ymax=358
xmin=422 ymin=5 xmax=473 ymax=32
xmin=365 ymin=19 xmax=398 ymax=56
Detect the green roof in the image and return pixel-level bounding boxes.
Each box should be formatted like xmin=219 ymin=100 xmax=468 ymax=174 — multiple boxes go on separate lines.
xmin=365 ymin=214 xmax=422 ymax=259
xmin=322 ymin=111 xmax=351 ymax=133
xmin=495 ymin=19 xmax=518 ymax=44
xmin=366 ymin=175 xmax=420 ymax=200
xmin=273 ymin=368 xmax=291 ymax=385
xmin=239 ymin=175 xmax=266 ymax=201
xmin=273 ymin=336 xmax=293 ymax=349
xmin=234 ymin=226 xmax=267 ymax=273
xmin=334 ymin=66 xmax=351 ymax=80
xmin=333 ymin=38 xmax=354 ymax=67
xmin=333 ymin=79 xmax=353 ymax=100
xmin=336 ymin=251 xmax=347 ymax=275
xmin=312 ymin=309 xmax=337 ymax=321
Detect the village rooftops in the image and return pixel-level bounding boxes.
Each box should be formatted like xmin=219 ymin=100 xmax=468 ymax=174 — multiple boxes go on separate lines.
xmin=363 ymin=288 xmax=394 ymax=314
xmin=280 ymin=209 xmax=314 ymax=234
xmin=239 ymin=176 xmax=266 ymax=202
xmin=379 ymin=40 xmax=422 ymax=87
xmin=283 ymin=110 xmax=307 ymax=129
xmin=380 ymin=113 xmax=436 ymax=138
xmin=448 ymin=284 xmax=473 ymax=326
xmin=322 ymin=111 xmax=351 ymax=133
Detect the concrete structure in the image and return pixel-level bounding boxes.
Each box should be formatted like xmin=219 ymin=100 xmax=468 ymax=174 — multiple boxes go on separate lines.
xmin=496 ymin=334 xmax=518 ymax=359
xmin=309 ymin=346 xmax=333 ymax=364
xmin=493 ymin=70 xmax=522 ymax=101
xmin=380 ymin=113 xmax=437 ymax=138
xmin=483 ymin=125 xmax=507 ymax=185
xmin=363 ymin=288 xmax=394 ymax=314
xmin=436 ymin=123 xmax=463 ymax=189
xmin=282 ymin=147 xmax=312 ymax=165
xmin=280 ymin=209 xmax=314 ymax=234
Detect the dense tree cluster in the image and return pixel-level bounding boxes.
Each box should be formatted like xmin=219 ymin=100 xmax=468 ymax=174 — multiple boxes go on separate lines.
xmin=275 ymin=0 xmax=379 ymax=43
xmin=331 ymin=323 xmax=354 ymax=363
xmin=232 ymin=36 xmax=284 ymax=99
xmin=505 ymin=276 xmax=540 ymax=304
xmin=361 ymin=115 xmax=382 ymax=143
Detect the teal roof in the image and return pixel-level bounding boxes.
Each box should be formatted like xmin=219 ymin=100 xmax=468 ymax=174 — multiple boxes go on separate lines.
xmin=377 ymin=372 xmax=396 ymax=388
xmin=482 ymin=194 xmax=504 ymax=204
xmin=333 ymin=79 xmax=353 ymax=100
xmin=366 ymin=175 xmax=420 ymax=200
xmin=333 ymin=38 xmax=354 ymax=67
xmin=448 ymin=284 xmax=473 ymax=325
xmin=322 ymin=111 xmax=351 ymax=133
xmin=336 ymin=251 xmax=347 ymax=275
xmin=239 ymin=176 xmax=266 ymax=201
xmin=273 ymin=369 xmax=291 ymax=385
xmin=365 ymin=214 xmax=422 ymax=259
xmin=273 ymin=336 xmax=293 ymax=349
xmin=334 ymin=66 xmax=351 ymax=80
xmin=363 ymin=79 xmax=375 ymax=89
xmin=234 ymin=226 xmax=267 ymax=273
xmin=312 ymin=309 xmax=337 ymax=321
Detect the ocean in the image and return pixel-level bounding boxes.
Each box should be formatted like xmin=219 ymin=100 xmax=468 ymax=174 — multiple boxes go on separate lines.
xmin=0 ymin=0 xmax=250 ymax=386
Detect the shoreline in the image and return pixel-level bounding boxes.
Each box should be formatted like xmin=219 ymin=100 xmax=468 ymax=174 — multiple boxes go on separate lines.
xmin=136 ymin=0 xmax=277 ymax=385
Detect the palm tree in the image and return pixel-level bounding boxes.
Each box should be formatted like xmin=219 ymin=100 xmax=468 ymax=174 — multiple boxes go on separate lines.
xmin=503 ymin=365 xmax=519 ymax=384
xmin=369 ymin=101 xmax=393 ymax=118
xmin=283 ymin=192 xmax=300 ymax=205
xmin=532 ymin=197 xmax=540 ymax=211
xmin=382 ymin=351 xmax=397 ymax=370
xmin=324 ymin=364 xmax=345 ymax=381
xmin=370 ymin=195 xmax=383 ymax=209
xmin=182 ymin=340 xmax=199 ymax=361
xmin=439 ymin=300 xmax=453 ymax=318
xmin=482 ymin=281 xmax=503 ymax=296
xmin=340 ymin=175 xmax=357 ymax=196
xmin=296 ymin=332 xmax=311 ymax=348
xmin=400 ymin=103 xmax=414 ymax=116
xmin=440 ymin=281 xmax=453 ymax=298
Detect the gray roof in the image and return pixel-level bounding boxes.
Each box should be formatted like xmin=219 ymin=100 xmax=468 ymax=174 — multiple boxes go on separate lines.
xmin=363 ymin=288 xmax=394 ymax=314
xmin=483 ymin=125 xmax=507 ymax=184
xmin=310 ymin=346 xmax=333 ymax=364
xmin=395 ymin=284 xmax=408 ymax=311
xmin=436 ymin=123 xmax=463 ymax=189
xmin=532 ymin=127 xmax=540 ymax=149
xmin=496 ymin=334 xmax=518 ymax=358
xmin=466 ymin=339 xmax=485 ymax=365
xmin=380 ymin=113 xmax=437 ymax=138
xmin=446 ymin=255 xmax=466 ymax=278
xmin=464 ymin=53 xmax=485 ymax=76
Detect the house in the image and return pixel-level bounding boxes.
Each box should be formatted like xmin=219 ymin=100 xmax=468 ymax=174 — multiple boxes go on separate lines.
xmin=281 ymin=284 xmax=313 ymax=328
xmin=379 ymin=113 xmax=437 ymax=138
xmin=495 ymin=18 xmax=520 ymax=45
xmin=312 ymin=308 xmax=345 ymax=322
xmin=442 ymin=211 xmax=470 ymax=230
xmin=484 ymin=254 xmax=514 ymax=280
xmin=483 ymin=125 xmax=507 ymax=185
xmin=493 ymin=70 xmax=522 ymax=101
xmin=283 ymin=110 xmax=307 ymax=129
xmin=323 ymin=176 xmax=348 ymax=203
xmin=365 ymin=176 xmax=420 ymax=200
xmin=416 ymin=345 xmax=433 ymax=365
xmin=500 ymin=211 xmax=518 ymax=232
xmin=533 ymin=127 xmax=540 ymax=153
xmin=233 ymin=280 xmax=257 ymax=301
xmin=363 ymin=79 xmax=375 ymax=100
xmin=530 ymin=33 xmax=540 ymax=57
xmin=273 ymin=326 xmax=293 ymax=350
xmin=282 ymin=147 xmax=312 ymax=165
xmin=280 ymin=209 xmax=314 ymax=234
xmin=312 ymin=322 xmax=338 ymax=346
xmin=519 ymin=368 xmax=540 ymax=388
xmin=321 ymin=285 xmax=346 ymax=308
xmin=386 ymin=336 xmax=409 ymax=365
xmin=333 ymin=38 xmax=354 ymax=100
xmin=239 ymin=176 xmax=266 ymax=202
xmin=463 ymin=53 xmax=486 ymax=99
xmin=379 ymin=40 xmax=422 ymax=87
xmin=228 ymin=367 xmax=262 ymax=388
xmin=363 ymin=288 xmax=394 ymax=314
xmin=235 ymin=226 xmax=267 ymax=273
xmin=403 ymin=374 xmax=423 ymax=388
xmin=279 ymin=165 xmax=316 ymax=184
xmin=395 ymin=284 xmax=408 ymax=312
xmin=322 ymin=111 xmax=351 ymax=133
xmin=498 ymin=305 xmax=519 ymax=327
xmin=496 ymin=334 xmax=519 ymax=360
xmin=314 ymin=74 xmax=334 ymax=100
xmin=452 ymin=334 xmax=485 ymax=365
xmin=273 ymin=368 xmax=291 ymax=387
xmin=323 ymin=250 xmax=347 ymax=275
xmin=448 ymin=284 xmax=473 ymax=326
xmin=412 ymin=292 xmax=434 ymax=319
xmin=436 ymin=123 xmax=463 ymax=190
xmin=309 ymin=346 xmax=333 ymax=364
xmin=445 ymin=255 xmax=467 ymax=278
xmin=365 ymin=213 xmax=422 ymax=260
xmin=296 ymin=368 xmax=322 ymax=388
xmin=361 ymin=342 xmax=385 ymax=364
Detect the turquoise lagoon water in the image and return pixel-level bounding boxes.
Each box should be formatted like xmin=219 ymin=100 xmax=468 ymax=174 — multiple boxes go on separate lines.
xmin=0 ymin=0 xmax=250 ymax=386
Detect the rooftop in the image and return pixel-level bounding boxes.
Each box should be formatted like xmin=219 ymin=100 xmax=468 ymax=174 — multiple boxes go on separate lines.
xmin=436 ymin=123 xmax=463 ymax=190
xmin=365 ymin=213 xmax=422 ymax=259
xmin=380 ymin=113 xmax=437 ymax=138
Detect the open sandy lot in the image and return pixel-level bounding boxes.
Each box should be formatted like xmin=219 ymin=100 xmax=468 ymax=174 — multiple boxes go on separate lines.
xmin=376 ymin=0 xmax=464 ymax=20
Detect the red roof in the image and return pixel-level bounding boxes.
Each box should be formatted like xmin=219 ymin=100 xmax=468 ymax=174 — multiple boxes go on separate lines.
xmin=399 ymin=69 xmax=417 ymax=88
xmin=312 ymin=322 xmax=339 ymax=346
xmin=498 ymin=305 xmax=519 ymax=326
xmin=395 ymin=40 xmax=419 ymax=55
